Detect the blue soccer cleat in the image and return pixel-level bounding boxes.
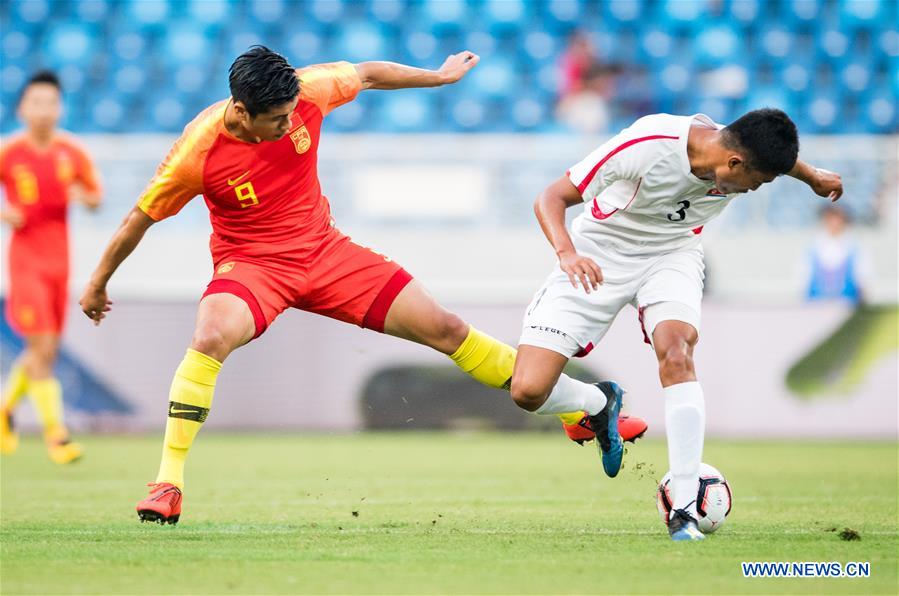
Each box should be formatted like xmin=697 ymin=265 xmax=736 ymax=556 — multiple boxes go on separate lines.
xmin=668 ymin=509 xmax=705 ymax=541
xmin=587 ymin=381 xmax=626 ymax=477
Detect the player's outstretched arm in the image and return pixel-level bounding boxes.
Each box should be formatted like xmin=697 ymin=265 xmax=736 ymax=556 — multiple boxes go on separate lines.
xmin=535 ymin=176 xmax=603 ymax=294
xmin=79 ymin=207 xmax=155 ymax=325
xmin=70 ymin=186 xmax=102 ymax=211
xmin=355 ymin=51 xmax=479 ymax=90
xmin=788 ymin=159 xmax=843 ymax=202
xmin=0 ymin=204 xmax=24 ymax=228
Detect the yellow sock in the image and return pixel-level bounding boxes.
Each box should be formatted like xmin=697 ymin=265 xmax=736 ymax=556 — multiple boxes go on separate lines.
xmin=558 ymin=411 xmax=584 ymax=425
xmin=156 ymin=348 xmax=221 ymax=489
xmin=2 ymin=362 xmax=29 ymax=412
xmin=29 ymin=377 xmax=65 ymax=437
xmin=449 ymin=326 xmax=585 ymax=424
xmin=449 ymin=326 xmax=517 ymax=389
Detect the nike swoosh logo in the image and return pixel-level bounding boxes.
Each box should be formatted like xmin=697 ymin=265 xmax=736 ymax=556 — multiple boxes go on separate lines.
xmin=227 ymin=171 xmax=250 ymax=186
xmin=169 ymin=409 xmax=199 ymax=415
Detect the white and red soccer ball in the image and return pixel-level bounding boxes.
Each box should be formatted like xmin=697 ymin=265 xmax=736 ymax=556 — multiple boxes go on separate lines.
xmin=657 ymin=462 xmax=732 ymax=533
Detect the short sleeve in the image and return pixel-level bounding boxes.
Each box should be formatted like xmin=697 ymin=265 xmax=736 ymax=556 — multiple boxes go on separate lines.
xmin=296 ymin=61 xmax=362 ymax=116
xmin=567 ymin=128 xmax=678 ymax=203
xmin=68 ymin=141 xmax=102 ymax=194
xmin=137 ymin=103 xmax=224 ymax=221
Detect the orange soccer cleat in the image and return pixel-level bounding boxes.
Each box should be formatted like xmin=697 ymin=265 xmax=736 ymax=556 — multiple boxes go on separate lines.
xmin=562 ymin=412 xmax=648 ymax=445
xmin=137 ymin=482 xmax=183 ymax=525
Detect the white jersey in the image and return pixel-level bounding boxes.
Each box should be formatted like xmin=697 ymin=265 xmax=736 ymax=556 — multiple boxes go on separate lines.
xmin=567 ymin=113 xmax=737 ymax=256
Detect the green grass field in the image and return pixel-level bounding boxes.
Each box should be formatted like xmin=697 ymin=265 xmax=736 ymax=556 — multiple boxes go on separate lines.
xmin=1 ymin=433 xmax=896 ymax=595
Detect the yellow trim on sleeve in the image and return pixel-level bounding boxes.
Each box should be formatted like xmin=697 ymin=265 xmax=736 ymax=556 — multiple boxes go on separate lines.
xmin=137 ymin=102 xmax=227 ymax=216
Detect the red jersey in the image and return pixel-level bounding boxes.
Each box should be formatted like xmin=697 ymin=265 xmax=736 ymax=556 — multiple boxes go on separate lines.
xmin=0 ymin=133 xmax=101 ymax=275
xmin=136 ymin=61 xmax=361 ymax=265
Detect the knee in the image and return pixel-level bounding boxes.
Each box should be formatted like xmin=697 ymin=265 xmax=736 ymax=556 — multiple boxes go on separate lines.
xmin=433 ymin=311 xmax=470 ymax=353
xmin=658 ymin=344 xmax=695 ymax=382
xmin=24 ymin=342 xmax=56 ymax=378
xmin=509 ymin=373 xmax=550 ymax=412
xmin=190 ymin=326 xmax=230 ymax=361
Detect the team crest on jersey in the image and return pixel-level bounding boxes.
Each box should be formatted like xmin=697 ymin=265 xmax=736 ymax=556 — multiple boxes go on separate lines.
xmin=290 ymin=126 xmax=312 ymax=154
xmin=217 ymin=261 xmax=236 ymax=274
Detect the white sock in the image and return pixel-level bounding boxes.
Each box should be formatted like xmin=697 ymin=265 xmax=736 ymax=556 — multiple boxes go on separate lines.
xmin=664 ymin=381 xmax=705 ymax=518
xmin=535 ymin=374 xmax=607 ymax=416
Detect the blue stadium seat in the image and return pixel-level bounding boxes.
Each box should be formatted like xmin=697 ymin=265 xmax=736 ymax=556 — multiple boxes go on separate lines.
xmin=125 ymin=0 xmax=170 ymax=27
xmin=285 ymin=30 xmax=324 ymax=64
xmin=248 ymin=0 xmax=284 ymax=23
xmin=367 ymin=0 xmax=404 ymax=25
xmin=335 ymin=22 xmax=387 ymax=62
xmin=864 ymin=90 xmax=896 ymax=133
xmin=2 ymin=30 xmax=32 ymax=63
xmin=45 ymin=23 xmax=97 ymax=68
xmin=188 ymin=0 xmax=231 ymax=28
xmin=661 ymin=0 xmax=709 ymax=31
xmin=468 ymin=58 xmax=516 ymax=100
xmin=11 ymin=0 xmax=52 ymax=33
xmin=760 ymin=27 xmax=794 ymax=61
xmin=422 ymin=0 xmax=468 ymax=33
xmin=377 ymin=90 xmax=434 ymax=132
xmin=778 ymin=0 xmax=823 ymax=27
xmin=839 ymin=0 xmax=887 ymax=31
xmin=603 ymin=0 xmax=644 ymax=25
xmin=805 ymin=94 xmax=841 ymax=131
xmin=309 ymin=0 xmax=345 ymax=25
xmin=75 ymin=0 xmax=111 ymax=23
xmin=728 ymin=0 xmax=760 ymax=25
xmin=693 ymin=25 xmax=741 ymax=68
xmin=161 ymin=24 xmax=214 ymax=67
xmin=89 ymin=91 xmax=127 ymax=131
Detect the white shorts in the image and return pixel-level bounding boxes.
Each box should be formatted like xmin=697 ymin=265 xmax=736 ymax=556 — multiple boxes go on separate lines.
xmin=520 ymin=244 xmax=704 ymax=358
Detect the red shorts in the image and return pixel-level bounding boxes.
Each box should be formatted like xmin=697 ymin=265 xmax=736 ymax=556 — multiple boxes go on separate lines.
xmin=202 ymin=232 xmax=412 ymax=339
xmin=5 ymin=268 xmax=68 ymax=336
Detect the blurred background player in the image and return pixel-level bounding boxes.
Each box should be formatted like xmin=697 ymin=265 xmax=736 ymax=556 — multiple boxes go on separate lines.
xmin=0 ymin=70 xmax=102 ymax=463
xmin=804 ymin=204 xmax=869 ymax=304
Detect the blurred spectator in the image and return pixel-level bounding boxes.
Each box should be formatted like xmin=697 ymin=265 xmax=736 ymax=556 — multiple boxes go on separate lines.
xmin=558 ymin=31 xmax=597 ymax=98
xmin=804 ymin=205 xmax=869 ymax=304
xmin=556 ymin=32 xmax=620 ymax=134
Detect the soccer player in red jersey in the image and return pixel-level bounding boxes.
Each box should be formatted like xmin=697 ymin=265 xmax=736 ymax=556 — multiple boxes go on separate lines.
xmin=79 ymin=48 xmax=646 ymax=524
xmin=0 ymin=71 xmax=102 ymax=463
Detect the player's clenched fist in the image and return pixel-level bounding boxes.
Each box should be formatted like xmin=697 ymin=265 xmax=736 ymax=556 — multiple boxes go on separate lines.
xmin=437 ymin=51 xmax=480 ymax=84
xmin=558 ymin=249 xmax=603 ymax=294
xmin=79 ymin=284 xmax=113 ymax=325
xmin=810 ymin=168 xmax=843 ymax=202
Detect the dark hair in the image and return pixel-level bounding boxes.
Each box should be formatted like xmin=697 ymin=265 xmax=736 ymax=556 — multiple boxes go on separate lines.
xmin=721 ymin=108 xmax=799 ymax=175
xmin=18 ymin=70 xmax=62 ymax=104
xmin=228 ymin=46 xmax=299 ymax=117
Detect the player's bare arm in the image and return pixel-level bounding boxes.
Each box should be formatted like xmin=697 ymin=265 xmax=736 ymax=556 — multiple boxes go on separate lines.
xmin=69 ymin=185 xmax=102 ymax=210
xmin=534 ymin=175 xmax=603 ymax=293
xmin=788 ymin=159 xmax=843 ymax=201
xmin=80 ymin=207 xmax=155 ymax=325
xmin=355 ymin=51 xmax=479 ymax=90
xmin=0 ymin=204 xmax=25 ymax=228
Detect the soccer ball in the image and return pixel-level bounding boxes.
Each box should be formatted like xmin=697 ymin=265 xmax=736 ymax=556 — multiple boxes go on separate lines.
xmin=657 ymin=462 xmax=732 ymax=533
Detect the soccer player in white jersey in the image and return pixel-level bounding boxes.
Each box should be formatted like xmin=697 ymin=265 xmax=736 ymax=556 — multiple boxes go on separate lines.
xmin=506 ymin=109 xmax=843 ymax=541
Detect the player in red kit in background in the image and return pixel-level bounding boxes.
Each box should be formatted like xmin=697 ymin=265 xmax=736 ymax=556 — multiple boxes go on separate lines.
xmin=0 ymin=71 xmax=102 ymax=463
